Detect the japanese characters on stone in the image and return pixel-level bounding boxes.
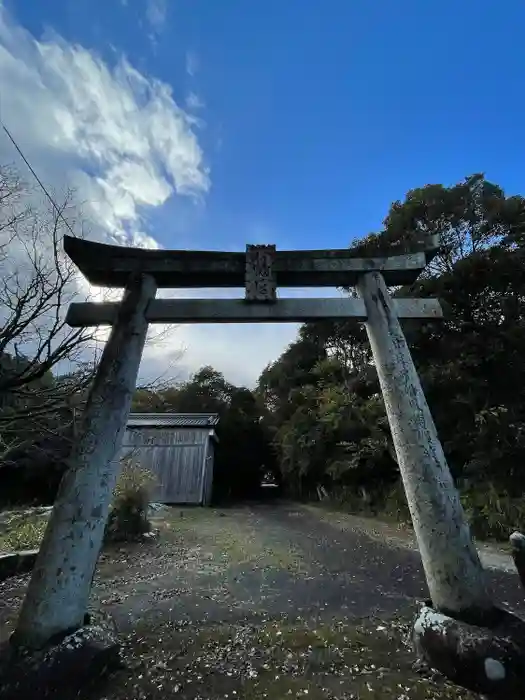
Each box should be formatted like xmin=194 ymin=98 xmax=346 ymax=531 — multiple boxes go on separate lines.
xmin=245 ymin=244 xmax=277 ymax=302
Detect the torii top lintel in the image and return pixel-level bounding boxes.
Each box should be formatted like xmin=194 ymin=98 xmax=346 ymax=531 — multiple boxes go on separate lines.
xmin=63 ymin=234 xmax=440 ymax=289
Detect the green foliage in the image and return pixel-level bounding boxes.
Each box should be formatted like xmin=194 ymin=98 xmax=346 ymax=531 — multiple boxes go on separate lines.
xmin=351 ymin=174 xmax=525 ymax=269
xmin=257 ymin=173 xmax=525 ymax=540
xmin=0 ymin=514 xmax=47 ymax=551
xmin=104 ymin=455 xmax=157 ymax=542
xmin=461 ymin=484 xmax=525 ymax=541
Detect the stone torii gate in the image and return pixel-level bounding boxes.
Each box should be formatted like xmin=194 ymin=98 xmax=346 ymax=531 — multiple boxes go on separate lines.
xmin=9 ymin=234 xmax=525 ymax=698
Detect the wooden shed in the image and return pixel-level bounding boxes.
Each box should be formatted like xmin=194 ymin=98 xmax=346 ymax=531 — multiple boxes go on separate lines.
xmin=119 ymin=413 xmax=219 ymax=505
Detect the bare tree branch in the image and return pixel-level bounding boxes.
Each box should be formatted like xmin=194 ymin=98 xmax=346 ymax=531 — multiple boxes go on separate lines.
xmin=0 ymin=164 xmax=99 ymax=462
xmin=0 ymin=162 xmax=186 ymax=465
xmin=0 ymin=166 xmax=95 ymax=397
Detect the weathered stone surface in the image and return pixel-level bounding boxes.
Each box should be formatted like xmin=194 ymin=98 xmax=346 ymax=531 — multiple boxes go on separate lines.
xmin=245 ymin=244 xmax=277 ymax=302
xmin=357 ymin=270 xmax=492 ymax=617
xmin=64 ymin=233 xmax=439 ymax=289
xmin=413 ymin=602 xmax=525 ymax=699
xmin=13 ymin=273 xmax=157 ymax=649
xmin=0 ymin=549 xmax=38 ymax=582
xmin=509 ymin=531 xmax=525 ymax=589
xmin=0 ymin=614 xmax=122 ymax=700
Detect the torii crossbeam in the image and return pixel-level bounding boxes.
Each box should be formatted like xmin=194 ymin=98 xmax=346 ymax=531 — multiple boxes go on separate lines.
xmin=64 ymin=235 xmax=443 ymax=326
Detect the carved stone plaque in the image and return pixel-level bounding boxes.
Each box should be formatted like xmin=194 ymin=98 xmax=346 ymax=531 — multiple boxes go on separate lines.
xmin=245 ymin=244 xmax=277 ymax=302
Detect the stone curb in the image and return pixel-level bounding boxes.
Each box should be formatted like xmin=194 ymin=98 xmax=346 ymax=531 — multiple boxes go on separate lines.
xmin=0 ymin=550 xmax=38 ymax=582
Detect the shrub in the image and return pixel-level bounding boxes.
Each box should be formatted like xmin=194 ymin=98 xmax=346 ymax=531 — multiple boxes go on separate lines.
xmin=329 ymin=479 xmax=412 ymax=525
xmin=104 ymin=454 xmax=157 ymax=543
xmin=329 ymin=484 xmax=376 ymax=513
xmin=461 ymin=483 xmax=525 ymax=542
xmin=324 ymin=475 xmax=525 ymax=544
xmin=0 ymin=434 xmax=72 ymax=506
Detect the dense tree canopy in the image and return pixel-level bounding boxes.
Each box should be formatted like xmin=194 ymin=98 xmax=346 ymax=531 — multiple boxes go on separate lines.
xmin=257 ymin=174 xmax=525 ymax=520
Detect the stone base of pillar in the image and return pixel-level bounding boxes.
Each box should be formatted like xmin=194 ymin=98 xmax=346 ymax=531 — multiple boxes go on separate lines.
xmin=0 ymin=610 xmax=122 ymax=700
xmin=413 ymin=602 xmax=525 ymax=699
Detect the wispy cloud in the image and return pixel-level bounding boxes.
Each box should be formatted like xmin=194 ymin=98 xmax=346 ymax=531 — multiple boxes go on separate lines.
xmin=145 ymin=0 xmax=167 ymax=49
xmin=186 ymin=91 xmax=205 ymax=111
xmin=0 ymin=6 xmax=209 ymax=247
xmin=185 ymin=50 xmax=199 ymax=77
xmin=146 ymin=0 xmax=167 ymax=32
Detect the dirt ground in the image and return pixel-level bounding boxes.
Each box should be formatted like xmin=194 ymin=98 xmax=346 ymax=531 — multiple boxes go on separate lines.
xmin=1 ymin=502 xmax=524 ymax=699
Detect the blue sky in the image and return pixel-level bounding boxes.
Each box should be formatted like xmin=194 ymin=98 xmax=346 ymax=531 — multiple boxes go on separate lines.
xmin=1 ymin=0 xmax=524 ymax=385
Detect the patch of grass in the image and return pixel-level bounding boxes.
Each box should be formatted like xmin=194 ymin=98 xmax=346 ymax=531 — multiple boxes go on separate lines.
xmin=304 ymin=503 xmax=416 ymax=553
xmin=0 ymin=513 xmax=48 ymax=551
xmin=241 ymin=618 xmax=476 ymax=699
xmin=313 ymin=484 xmax=413 ymax=532
xmin=315 ymin=479 xmax=525 ymax=544
xmin=160 ymin=507 xmax=308 ymax=572
xmin=243 ymin=674 xmax=328 ymax=699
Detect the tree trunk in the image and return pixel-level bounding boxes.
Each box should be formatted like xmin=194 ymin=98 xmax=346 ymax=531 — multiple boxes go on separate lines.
xmin=12 ymin=274 xmax=157 ymax=649
xmin=356 ymin=271 xmax=492 ymax=619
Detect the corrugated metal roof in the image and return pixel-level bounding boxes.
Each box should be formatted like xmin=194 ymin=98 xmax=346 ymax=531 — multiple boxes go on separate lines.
xmin=126 ymin=413 xmax=220 ymax=428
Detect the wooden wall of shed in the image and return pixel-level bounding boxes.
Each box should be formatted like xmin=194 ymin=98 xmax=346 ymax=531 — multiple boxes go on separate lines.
xmin=119 ymin=427 xmax=211 ymax=504
xmin=202 ymin=438 xmax=215 ymax=505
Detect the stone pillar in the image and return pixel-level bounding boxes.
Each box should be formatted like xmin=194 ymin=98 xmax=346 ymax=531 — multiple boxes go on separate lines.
xmin=12 ymin=273 xmax=157 ymax=649
xmin=356 ymin=271 xmax=493 ymax=620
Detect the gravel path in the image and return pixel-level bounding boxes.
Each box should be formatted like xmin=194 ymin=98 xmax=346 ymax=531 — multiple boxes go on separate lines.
xmin=1 ymin=501 xmax=523 ymax=699
xmin=260 ymin=503 xmax=525 ymax=614
xmin=97 ymin=502 xmax=525 ymax=632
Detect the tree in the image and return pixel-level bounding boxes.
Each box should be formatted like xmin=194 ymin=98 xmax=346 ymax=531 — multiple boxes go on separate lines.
xmin=406 ymin=244 xmax=525 ymax=490
xmin=258 ymin=174 xmax=525 ymax=512
xmin=352 ymin=174 xmax=525 ymax=276
xmin=215 ymin=387 xmax=273 ymax=499
xmin=0 ymin=163 xmax=95 ymax=457
xmin=257 ymin=334 xmax=326 ymax=419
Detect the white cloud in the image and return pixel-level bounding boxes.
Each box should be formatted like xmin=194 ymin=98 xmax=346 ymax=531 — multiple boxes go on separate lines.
xmin=0 ymin=7 xmax=209 ymax=249
xmin=0 ymin=7 xmax=339 ymax=391
xmin=0 ymin=6 xmax=212 ymax=378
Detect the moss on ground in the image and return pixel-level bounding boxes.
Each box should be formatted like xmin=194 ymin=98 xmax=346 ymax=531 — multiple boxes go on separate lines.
xmin=156 ymin=506 xmax=308 ymax=572
xmin=89 ymin=614 xmax=476 ymax=700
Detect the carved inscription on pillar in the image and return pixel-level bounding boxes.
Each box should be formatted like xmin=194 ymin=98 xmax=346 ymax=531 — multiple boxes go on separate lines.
xmin=245 ymin=244 xmax=277 ymax=302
